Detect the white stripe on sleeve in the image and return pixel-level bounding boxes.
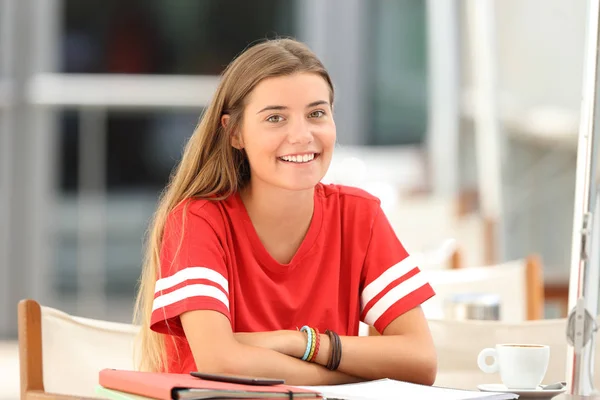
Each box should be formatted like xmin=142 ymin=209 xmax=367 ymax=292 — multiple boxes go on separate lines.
xmin=152 ymin=284 xmax=230 ymax=312
xmin=155 ymin=266 xmax=228 ymax=294
xmin=361 ymin=256 xmax=417 ymax=309
xmin=363 ymin=272 xmax=429 ymax=326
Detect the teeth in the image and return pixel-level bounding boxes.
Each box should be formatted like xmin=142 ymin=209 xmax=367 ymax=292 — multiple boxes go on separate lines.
xmin=280 ymin=153 xmax=315 ymax=163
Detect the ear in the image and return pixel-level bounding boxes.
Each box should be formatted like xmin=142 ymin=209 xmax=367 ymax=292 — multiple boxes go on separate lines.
xmin=222 ymin=114 xmax=244 ymax=150
xmin=231 ymin=134 xmax=244 ymax=150
xmin=221 ymin=114 xmax=230 ymax=130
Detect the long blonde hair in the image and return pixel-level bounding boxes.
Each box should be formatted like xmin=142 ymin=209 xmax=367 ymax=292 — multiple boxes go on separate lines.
xmin=133 ymin=38 xmax=335 ymax=372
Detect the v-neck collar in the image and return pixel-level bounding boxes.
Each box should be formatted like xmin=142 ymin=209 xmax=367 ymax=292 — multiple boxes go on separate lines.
xmin=233 ymin=184 xmax=324 ymax=273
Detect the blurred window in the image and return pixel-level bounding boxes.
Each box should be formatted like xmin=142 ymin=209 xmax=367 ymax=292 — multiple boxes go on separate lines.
xmin=56 ymin=110 xmax=201 ymax=299
xmin=58 ymin=110 xmax=201 ymax=194
xmin=366 ymin=0 xmax=428 ymax=145
xmin=62 ymin=0 xmax=297 ymax=75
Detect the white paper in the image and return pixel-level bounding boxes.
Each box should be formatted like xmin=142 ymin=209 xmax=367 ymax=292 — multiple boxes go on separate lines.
xmin=296 ymin=379 xmax=516 ymax=400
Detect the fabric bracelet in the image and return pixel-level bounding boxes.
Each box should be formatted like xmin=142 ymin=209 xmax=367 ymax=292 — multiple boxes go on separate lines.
xmin=309 ymin=328 xmax=321 ymax=362
xmin=307 ymin=327 xmax=317 ymax=361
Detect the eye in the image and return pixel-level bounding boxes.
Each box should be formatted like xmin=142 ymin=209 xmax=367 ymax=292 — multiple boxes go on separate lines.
xmin=266 ymin=115 xmax=284 ymax=123
xmin=308 ymin=110 xmax=326 ymax=118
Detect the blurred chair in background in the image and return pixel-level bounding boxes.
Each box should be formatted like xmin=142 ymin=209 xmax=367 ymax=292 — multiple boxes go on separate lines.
xmin=424 ymin=254 xmax=545 ymax=322
xmin=18 ymin=299 xmax=138 ymax=399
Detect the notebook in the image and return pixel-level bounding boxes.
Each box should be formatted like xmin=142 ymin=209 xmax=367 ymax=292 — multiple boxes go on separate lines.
xmin=95 ymin=385 xmax=318 ymax=400
xmin=98 ymin=369 xmax=518 ymax=400
xmin=296 ymin=379 xmax=518 ymax=400
xmin=98 ymin=369 xmax=320 ymax=400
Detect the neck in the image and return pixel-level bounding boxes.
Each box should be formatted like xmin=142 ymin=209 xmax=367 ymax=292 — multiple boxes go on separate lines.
xmin=240 ymin=180 xmax=316 ymax=227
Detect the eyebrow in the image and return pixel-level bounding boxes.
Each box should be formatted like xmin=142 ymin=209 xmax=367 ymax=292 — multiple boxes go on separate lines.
xmin=256 ymin=100 xmax=329 ymax=114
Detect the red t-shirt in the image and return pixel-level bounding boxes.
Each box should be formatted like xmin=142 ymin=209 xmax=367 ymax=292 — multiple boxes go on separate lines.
xmin=150 ymin=183 xmax=435 ymax=373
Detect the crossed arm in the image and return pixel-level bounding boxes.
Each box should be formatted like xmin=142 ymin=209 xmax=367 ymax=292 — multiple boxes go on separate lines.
xmin=180 ymin=306 xmax=437 ymax=386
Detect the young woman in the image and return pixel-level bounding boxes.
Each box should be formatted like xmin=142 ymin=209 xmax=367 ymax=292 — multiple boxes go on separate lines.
xmin=134 ymin=38 xmax=438 ymax=386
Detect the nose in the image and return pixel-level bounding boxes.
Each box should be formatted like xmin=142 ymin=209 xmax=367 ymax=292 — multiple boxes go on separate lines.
xmin=287 ymin=118 xmax=313 ymax=145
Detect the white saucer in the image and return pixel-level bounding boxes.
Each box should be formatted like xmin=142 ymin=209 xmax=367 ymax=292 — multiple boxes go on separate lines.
xmin=477 ymin=383 xmax=566 ymax=398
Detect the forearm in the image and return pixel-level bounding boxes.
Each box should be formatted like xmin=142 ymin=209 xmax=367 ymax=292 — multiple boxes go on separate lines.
xmin=201 ymin=340 xmax=360 ymax=386
xmin=284 ymin=331 xmax=436 ymax=385
xmin=231 ymin=327 xmax=437 ymax=385
xmin=328 ymin=335 xmax=437 ymax=385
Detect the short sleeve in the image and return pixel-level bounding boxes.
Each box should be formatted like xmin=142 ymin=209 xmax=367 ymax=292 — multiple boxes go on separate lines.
xmin=360 ymin=206 xmax=435 ymax=333
xmin=150 ymin=203 xmax=230 ymax=336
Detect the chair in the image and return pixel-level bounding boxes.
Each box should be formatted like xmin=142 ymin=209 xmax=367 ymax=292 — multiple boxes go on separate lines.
xmin=422 ymin=254 xmax=545 ymax=322
xmin=18 ymin=299 xmax=139 ymax=399
xmin=430 ymin=317 xmax=600 ymax=390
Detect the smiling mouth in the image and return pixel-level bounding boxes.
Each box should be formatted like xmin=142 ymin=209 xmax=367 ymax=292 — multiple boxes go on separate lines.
xmin=278 ymin=153 xmax=320 ymax=164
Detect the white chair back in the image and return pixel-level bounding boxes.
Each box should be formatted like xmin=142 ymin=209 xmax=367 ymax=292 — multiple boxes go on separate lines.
xmin=40 ymin=306 xmax=139 ymax=398
xmin=422 ymin=259 xmax=529 ymax=321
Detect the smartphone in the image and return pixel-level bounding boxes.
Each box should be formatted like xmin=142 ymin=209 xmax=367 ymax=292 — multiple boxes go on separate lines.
xmin=190 ymin=371 xmax=285 ymax=386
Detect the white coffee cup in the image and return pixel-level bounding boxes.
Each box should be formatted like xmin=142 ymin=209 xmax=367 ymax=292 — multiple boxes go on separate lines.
xmin=477 ymin=344 xmax=550 ymax=389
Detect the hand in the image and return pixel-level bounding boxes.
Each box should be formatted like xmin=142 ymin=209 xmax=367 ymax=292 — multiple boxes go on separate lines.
xmin=234 ymin=330 xmax=306 ymax=358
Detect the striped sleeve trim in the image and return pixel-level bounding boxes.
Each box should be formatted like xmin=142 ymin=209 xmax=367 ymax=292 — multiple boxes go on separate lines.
xmin=152 ymin=266 xmax=229 ymax=312
xmin=361 ymin=255 xmax=417 ymax=307
xmin=362 ymin=272 xmax=430 ymax=326
xmin=155 ymin=266 xmax=228 ymax=293
xmin=152 ymin=283 xmax=229 ymax=312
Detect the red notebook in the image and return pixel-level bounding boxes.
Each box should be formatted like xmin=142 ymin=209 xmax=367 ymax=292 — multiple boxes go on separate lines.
xmin=98 ymin=369 xmax=321 ymax=400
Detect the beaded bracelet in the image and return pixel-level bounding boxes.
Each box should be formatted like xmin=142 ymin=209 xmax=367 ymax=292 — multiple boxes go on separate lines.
xmin=300 ymin=325 xmax=313 ymax=361
xmin=306 ymin=327 xmax=317 ymax=361
xmin=309 ymin=327 xmax=321 ymax=362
